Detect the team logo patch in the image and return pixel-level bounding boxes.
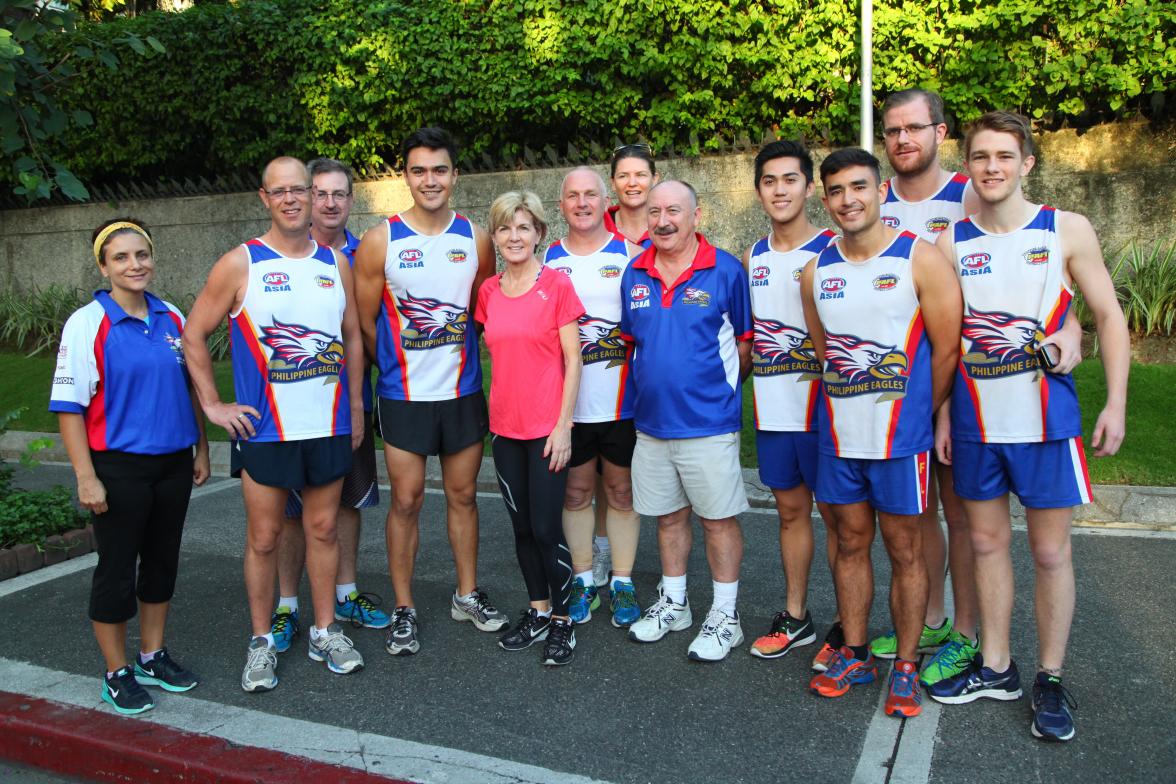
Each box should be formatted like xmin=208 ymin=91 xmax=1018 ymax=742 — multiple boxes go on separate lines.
xmin=1024 ymin=247 xmax=1049 ymax=265
xmin=446 ymin=248 xmax=467 ymax=263
xmin=164 ymin=333 xmax=186 ymax=365
xmin=960 ymin=306 xmax=1045 ymax=379
xmin=553 ymin=266 xmax=573 ymax=276
xmin=629 ymin=283 xmax=651 ymax=309
xmin=820 ymin=276 xmax=846 ymax=300
xmin=752 ymin=318 xmax=821 ymax=379
xmin=579 ymin=316 xmax=627 ymax=367
xmin=314 ymin=274 xmax=335 ymax=289
xmin=960 ymin=252 xmax=992 ymax=276
xmin=681 ymin=287 xmax=711 ymax=307
xmin=395 ymin=291 xmax=468 ymax=351
xmin=58 ymin=345 xmax=68 ymax=359
xmin=399 ymin=248 xmax=424 ymax=268
xmin=925 ymin=217 xmax=951 ymax=234
xmin=792 ymin=267 xmax=803 ymax=282
xmin=259 ymin=319 xmax=343 ymax=384
xmin=881 ymin=215 xmax=900 ymax=229
xmin=822 ymin=332 xmax=909 ymax=402
xmin=598 ymin=265 xmax=621 ymax=278
xmin=751 ymin=266 xmax=770 ymax=287
xmin=262 ymin=271 xmax=291 ymax=292
xmin=873 ymin=274 xmax=899 ymax=291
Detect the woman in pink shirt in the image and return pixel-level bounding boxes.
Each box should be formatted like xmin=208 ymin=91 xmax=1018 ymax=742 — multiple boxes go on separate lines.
xmin=475 ymin=190 xmax=584 ymax=666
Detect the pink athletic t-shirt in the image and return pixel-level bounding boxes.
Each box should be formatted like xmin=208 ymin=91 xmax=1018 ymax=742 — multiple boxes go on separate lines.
xmin=476 ymin=266 xmax=585 ymax=440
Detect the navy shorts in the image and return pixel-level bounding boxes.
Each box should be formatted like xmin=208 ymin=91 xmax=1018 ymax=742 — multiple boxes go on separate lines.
xmin=232 ymin=435 xmax=352 ymax=491
xmin=570 ymin=419 xmax=637 ymax=468
xmin=756 ymin=430 xmax=819 ymax=491
xmin=377 ymin=392 xmax=488 ymax=456
xmin=952 ymin=437 xmax=1092 ymax=509
xmin=286 ymin=414 xmax=378 ymax=517
xmin=815 ymin=450 xmax=931 ymax=516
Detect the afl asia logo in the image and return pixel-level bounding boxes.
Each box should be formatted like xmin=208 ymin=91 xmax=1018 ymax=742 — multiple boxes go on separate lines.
xmin=263 ymin=271 xmax=290 ymax=293
xmin=399 ymin=248 xmax=424 ymax=268
xmin=1024 ymin=247 xmax=1050 ymax=265
xmin=960 ymin=252 xmax=992 ymax=276
xmin=881 ymin=215 xmax=900 ymax=229
xmin=630 ymin=283 xmax=650 ymax=309
xmin=751 ymin=266 xmax=770 ymax=287
xmin=873 ymin=274 xmax=898 ymax=291
xmin=820 ymin=277 xmax=846 ymax=300
xmin=925 ymin=217 xmax=951 ymax=234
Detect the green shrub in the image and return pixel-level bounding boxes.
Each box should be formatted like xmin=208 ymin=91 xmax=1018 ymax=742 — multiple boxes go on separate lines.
xmin=1073 ymin=238 xmax=1176 ymax=337
xmin=0 ymin=408 xmax=86 ymax=550
xmin=16 ymin=0 xmax=1172 ymax=189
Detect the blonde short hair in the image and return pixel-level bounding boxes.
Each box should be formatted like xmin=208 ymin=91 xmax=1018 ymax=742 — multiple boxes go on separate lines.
xmin=487 ymin=190 xmax=548 ymax=245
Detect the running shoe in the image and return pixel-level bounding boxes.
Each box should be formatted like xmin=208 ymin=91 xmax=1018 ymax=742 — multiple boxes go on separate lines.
xmin=541 ymin=618 xmax=576 ymax=666
xmin=385 ymin=606 xmax=420 ymax=656
xmin=750 ymin=610 xmax=816 ymax=659
xmin=870 ymin=619 xmax=953 ymax=659
xmin=885 ymin=660 xmax=923 ymax=717
xmin=241 ymin=637 xmax=278 ymax=693
xmin=1031 ymin=672 xmax=1077 ymax=742
xmin=610 ymin=579 xmax=640 ymax=627
xmin=308 ymin=623 xmax=364 ymax=674
xmin=927 ymin=656 xmax=1022 ymax=704
xmin=499 ymin=609 xmax=551 ymax=651
xmin=592 ymin=541 xmax=612 ymax=588
xmin=628 ymin=589 xmax=692 ymax=643
xmin=335 ymin=591 xmax=390 ymax=629
xmin=569 ymin=578 xmax=601 ymax=624
xmin=812 ymin=622 xmax=845 ymax=672
xmin=809 ymin=647 xmax=877 ymax=698
xmin=919 ymin=630 xmax=979 ymax=686
xmin=450 ymin=588 xmax=509 ymax=631
xmin=102 ymin=666 xmax=154 ymax=715
xmin=687 ymin=608 xmax=744 ymax=662
xmin=269 ymin=606 xmax=300 ymax=653
xmin=134 ymin=648 xmax=198 ymax=692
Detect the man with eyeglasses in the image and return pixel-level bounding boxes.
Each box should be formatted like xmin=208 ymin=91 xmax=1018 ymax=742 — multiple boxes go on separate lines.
xmin=184 ymin=157 xmax=366 ymax=691
xmin=267 ymin=158 xmax=389 ymax=654
xmin=874 ymin=90 xmax=1083 ymax=690
xmin=354 ymin=127 xmax=505 ymax=658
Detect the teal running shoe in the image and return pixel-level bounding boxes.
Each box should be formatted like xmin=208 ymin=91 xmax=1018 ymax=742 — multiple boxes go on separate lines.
xmin=270 ymin=606 xmax=300 ymax=653
xmin=569 ymin=577 xmax=600 ymax=624
xmin=610 ymin=579 xmax=640 ymax=627
xmin=336 ymin=591 xmax=391 ymax=629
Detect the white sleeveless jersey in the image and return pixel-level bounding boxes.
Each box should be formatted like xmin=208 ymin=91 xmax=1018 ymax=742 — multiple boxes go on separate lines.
xmin=230 ymin=239 xmax=350 ymax=442
xmin=949 ymin=206 xmax=1081 ymax=443
xmin=749 ymin=229 xmax=836 ymax=431
xmin=545 ymin=234 xmax=633 ymax=423
xmin=881 ymin=172 xmax=970 ymax=242
xmin=375 ymin=212 xmax=482 ymax=402
xmin=812 ymin=232 xmax=933 ymax=459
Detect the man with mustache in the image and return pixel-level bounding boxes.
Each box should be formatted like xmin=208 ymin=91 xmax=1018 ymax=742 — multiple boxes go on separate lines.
xmin=184 ymin=156 xmax=367 ymax=691
xmin=268 ymin=158 xmax=388 ymax=652
xmin=545 ymin=167 xmax=644 ymax=628
xmin=799 ymin=148 xmax=962 ymax=718
xmin=622 ymin=180 xmax=754 ymax=662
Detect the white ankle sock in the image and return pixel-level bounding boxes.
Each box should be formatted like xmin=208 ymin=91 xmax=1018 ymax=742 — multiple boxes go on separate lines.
xmin=712 ymin=579 xmax=739 ymax=615
xmin=336 ymin=583 xmax=357 ymax=603
xmin=310 ymin=625 xmax=329 ymax=642
xmin=575 ymin=569 xmax=595 ymax=587
xmin=612 ymin=575 xmax=634 ymax=586
xmin=277 ymin=596 xmax=299 ymax=613
xmin=661 ymin=574 xmax=687 ymax=604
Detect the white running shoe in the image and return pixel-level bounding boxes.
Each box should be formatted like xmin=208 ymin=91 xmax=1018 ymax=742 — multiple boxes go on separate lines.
xmin=687 ymin=608 xmax=744 ymax=661
xmin=628 ymin=590 xmax=692 ymax=643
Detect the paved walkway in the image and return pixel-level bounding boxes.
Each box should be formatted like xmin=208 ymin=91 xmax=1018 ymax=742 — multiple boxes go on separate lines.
xmin=1 ymin=464 xmax=1174 ymax=783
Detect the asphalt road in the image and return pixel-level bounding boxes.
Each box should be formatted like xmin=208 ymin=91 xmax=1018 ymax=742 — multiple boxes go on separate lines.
xmin=2 ymin=464 xmax=1174 ymax=783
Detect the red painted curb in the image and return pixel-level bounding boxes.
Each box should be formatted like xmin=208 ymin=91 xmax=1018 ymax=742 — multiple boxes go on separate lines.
xmin=0 ymin=691 xmax=413 ymax=783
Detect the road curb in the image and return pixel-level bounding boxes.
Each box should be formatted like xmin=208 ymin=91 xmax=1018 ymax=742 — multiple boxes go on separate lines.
xmin=0 ymin=690 xmax=409 ymax=784
xmin=5 ymin=430 xmax=1174 ymax=531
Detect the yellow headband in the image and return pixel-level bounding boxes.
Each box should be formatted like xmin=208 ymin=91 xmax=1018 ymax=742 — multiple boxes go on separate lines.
xmin=93 ymin=222 xmax=153 ymax=267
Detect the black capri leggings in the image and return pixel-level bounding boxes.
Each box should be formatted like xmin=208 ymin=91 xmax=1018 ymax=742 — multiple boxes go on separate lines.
xmin=491 ymin=434 xmax=572 ymax=616
xmin=89 ymin=449 xmax=194 ymax=624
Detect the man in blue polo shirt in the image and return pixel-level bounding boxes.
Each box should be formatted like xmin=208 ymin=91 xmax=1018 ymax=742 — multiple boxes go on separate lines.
xmin=621 ymin=180 xmax=753 ymax=662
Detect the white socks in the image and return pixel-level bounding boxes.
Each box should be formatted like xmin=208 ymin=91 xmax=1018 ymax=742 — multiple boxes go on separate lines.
xmin=278 ymin=596 xmax=299 ymax=613
xmin=712 ymin=580 xmax=739 ymax=616
xmin=575 ymin=569 xmax=595 ymax=588
xmin=661 ymin=574 xmax=687 ymax=604
xmin=336 ymin=583 xmax=357 ymax=603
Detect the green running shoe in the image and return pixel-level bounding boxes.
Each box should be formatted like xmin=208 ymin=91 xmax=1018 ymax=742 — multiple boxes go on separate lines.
xmin=869 ymin=618 xmax=953 ymax=660
xmin=919 ymin=630 xmax=979 ymax=685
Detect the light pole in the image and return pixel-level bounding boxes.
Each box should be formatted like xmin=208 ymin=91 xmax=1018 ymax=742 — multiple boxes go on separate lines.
xmin=859 ymin=0 xmax=874 ymax=152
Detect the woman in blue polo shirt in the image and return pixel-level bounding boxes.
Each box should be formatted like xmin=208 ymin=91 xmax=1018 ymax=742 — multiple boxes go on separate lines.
xmin=50 ymin=218 xmax=210 ymax=715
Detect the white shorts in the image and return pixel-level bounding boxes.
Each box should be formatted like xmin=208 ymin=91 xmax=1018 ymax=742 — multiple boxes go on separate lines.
xmin=631 ymin=431 xmax=750 ymax=520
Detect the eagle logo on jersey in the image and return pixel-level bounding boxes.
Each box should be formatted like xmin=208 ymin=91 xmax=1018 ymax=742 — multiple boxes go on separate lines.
xmin=822 ymin=332 xmax=909 ymax=402
xmin=682 ymin=287 xmax=711 ymax=307
xmin=260 ymin=319 xmax=343 ymax=383
xmin=579 ymin=316 xmax=627 ymax=368
xmin=752 ymin=319 xmax=821 ymax=379
xmin=164 ymin=333 xmax=186 ymax=365
xmin=396 ymin=292 xmax=469 ymax=352
xmin=960 ymin=307 xmax=1045 ymax=379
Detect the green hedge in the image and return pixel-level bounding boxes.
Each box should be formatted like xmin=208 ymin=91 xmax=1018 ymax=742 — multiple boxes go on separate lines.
xmin=35 ymin=0 xmax=1176 ymax=186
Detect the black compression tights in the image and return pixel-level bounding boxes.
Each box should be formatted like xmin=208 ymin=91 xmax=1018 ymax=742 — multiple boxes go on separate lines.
xmin=491 ymin=434 xmax=572 ymax=616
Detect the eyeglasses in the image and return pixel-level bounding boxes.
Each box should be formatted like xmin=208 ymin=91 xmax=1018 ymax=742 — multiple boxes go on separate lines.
xmin=613 ymin=142 xmax=653 ymax=157
xmin=882 ymin=123 xmax=937 ymax=139
xmin=265 ymin=186 xmax=310 ymax=199
xmin=313 ymin=189 xmax=352 ymax=202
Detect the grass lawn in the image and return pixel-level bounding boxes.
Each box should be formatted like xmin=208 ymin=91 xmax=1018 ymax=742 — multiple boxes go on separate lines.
xmin=3 ymin=351 xmax=1172 ymax=486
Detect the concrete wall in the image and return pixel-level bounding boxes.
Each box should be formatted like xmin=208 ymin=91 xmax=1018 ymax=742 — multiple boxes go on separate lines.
xmin=1 ymin=121 xmax=1172 ymax=299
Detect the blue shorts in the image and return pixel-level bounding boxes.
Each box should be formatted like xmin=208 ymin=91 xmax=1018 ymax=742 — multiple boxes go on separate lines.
xmin=756 ymin=430 xmax=819 ymax=491
xmin=815 ymin=451 xmax=930 ymax=516
xmin=952 ymin=437 xmax=1092 ymax=509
